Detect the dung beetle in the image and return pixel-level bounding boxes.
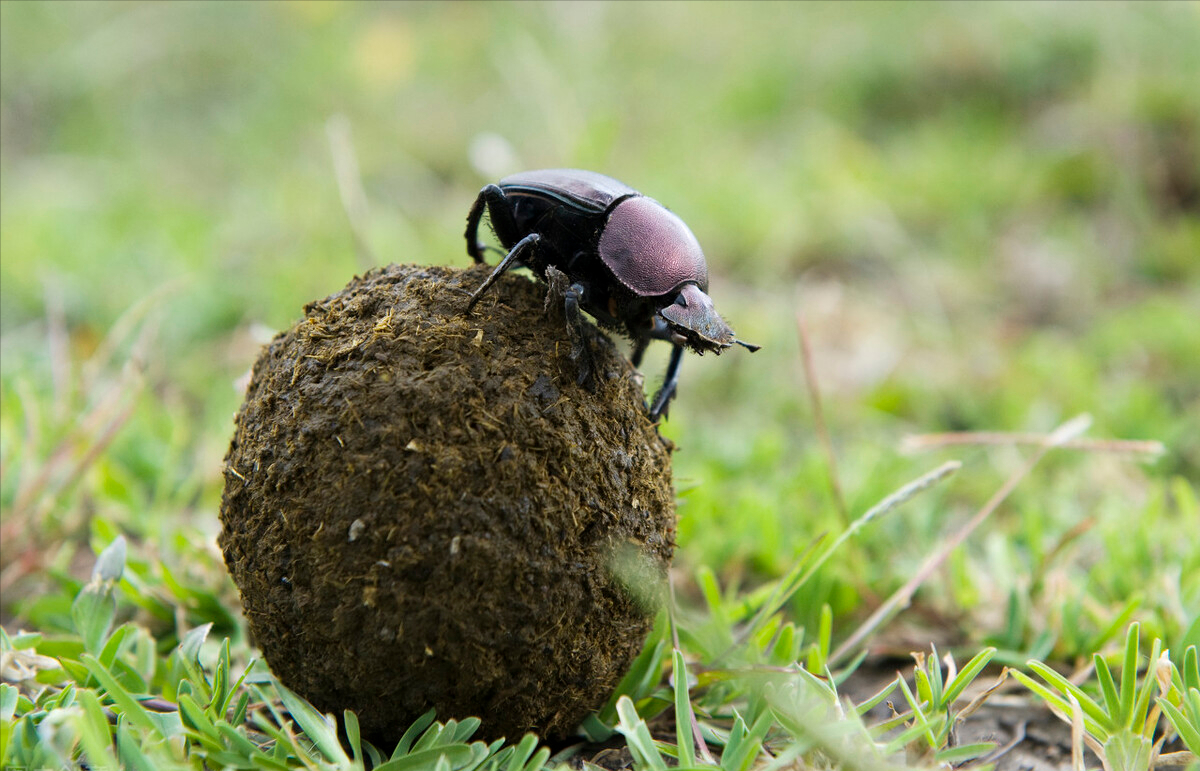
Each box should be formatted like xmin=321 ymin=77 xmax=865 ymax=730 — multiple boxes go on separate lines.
xmin=464 ymin=168 xmax=758 ymax=420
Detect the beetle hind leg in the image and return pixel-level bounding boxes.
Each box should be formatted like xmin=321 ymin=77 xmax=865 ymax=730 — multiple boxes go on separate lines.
xmin=465 ymin=184 xmax=521 ymax=264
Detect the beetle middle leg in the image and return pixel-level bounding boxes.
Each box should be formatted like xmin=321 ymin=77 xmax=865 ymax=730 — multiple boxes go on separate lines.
xmin=466 ymin=233 xmax=541 ymax=311
xmin=465 ymin=184 xmax=522 ymax=264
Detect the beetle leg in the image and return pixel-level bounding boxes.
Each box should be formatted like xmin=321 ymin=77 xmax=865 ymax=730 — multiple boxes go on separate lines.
xmin=646 ymin=316 xmax=675 ymax=342
xmin=562 ymin=280 xmax=596 ymax=389
xmin=648 ymin=343 xmax=684 ymax=421
xmin=630 ymin=336 xmax=649 ymax=369
xmin=465 ymin=184 xmax=521 ymax=264
xmin=466 ymin=233 xmax=541 ymax=311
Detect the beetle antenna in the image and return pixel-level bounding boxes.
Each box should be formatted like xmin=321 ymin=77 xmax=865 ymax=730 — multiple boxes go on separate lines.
xmin=735 ymin=339 xmax=761 ymax=353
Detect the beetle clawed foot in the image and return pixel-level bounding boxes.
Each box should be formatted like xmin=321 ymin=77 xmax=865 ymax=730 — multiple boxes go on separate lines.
xmin=648 ymin=382 xmax=676 ymax=423
xmin=570 ymin=340 xmax=596 ymax=391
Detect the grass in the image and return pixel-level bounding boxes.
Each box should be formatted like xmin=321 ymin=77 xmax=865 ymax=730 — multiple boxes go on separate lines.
xmin=2 ymin=2 xmax=1198 ymax=769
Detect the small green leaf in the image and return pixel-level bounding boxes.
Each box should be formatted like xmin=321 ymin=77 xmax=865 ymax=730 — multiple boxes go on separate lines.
xmin=116 ymin=720 xmax=157 ymax=771
xmin=942 ymin=647 xmax=996 ymax=706
xmin=449 ymin=716 xmax=481 ymax=743
xmin=178 ymin=623 xmax=213 ymax=664
xmin=1119 ymin=623 xmax=1140 ymax=729
xmin=71 ymin=582 xmax=117 ymax=655
xmin=1026 ymin=660 xmax=1112 ymax=732
xmin=179 ymin=693 xmax=219 ymax=741
xmin=275 ymin=682 xmax=351 ymax=765
xmin=94 ymin=536 xmax=128 ymax=582
xmin=218 ymin=722 xmax=265 ymax=759
xmin=80 ymin=653 xmax=159 ymax=736
xmin=928 ymin=645 xmax=945 ymax=709
xmin=1095 ymin=652 xmax=1121 ymax=718
xmin=854 ymin=675 xmax=901 ymax=717
xmin=375 ymin=744 xmax=475 ymax=771
xmin=345 ymin=710 xmax=365 ymax=768
xmin=1131 ymin=639 xmax=1164 ymax=734
xmin=1 ymin=685 xmax=18 ymax=768
xmin=934 ymin=741 xmax=996 ymax=763
xmin=1159 ymin=697 xmax=1200 ymax=754
xmin=74 ymin=689 xmax=118 ymax=771
xmin=393 ymin=709 xmax=437 ymax=758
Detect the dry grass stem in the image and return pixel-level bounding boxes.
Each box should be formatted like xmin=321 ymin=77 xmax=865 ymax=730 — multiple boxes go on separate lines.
xmin=326 ymin=113 xmax=377 ymax=270
xmin=901 ymin=431 xmax=1165 ymax=457
xmin=832 ymin=415 xmax=1094 ymax=664
xmin=796 ymin=308 xmax=848 ymax=525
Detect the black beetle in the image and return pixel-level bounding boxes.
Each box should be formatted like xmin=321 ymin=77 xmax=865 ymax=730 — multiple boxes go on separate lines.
xmin=464 ymin=168 xmax=758 ymax=420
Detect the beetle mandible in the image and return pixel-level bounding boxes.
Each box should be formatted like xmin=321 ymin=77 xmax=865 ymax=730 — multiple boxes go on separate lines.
xmin=464 ymin=168 xmax=758 ymax=421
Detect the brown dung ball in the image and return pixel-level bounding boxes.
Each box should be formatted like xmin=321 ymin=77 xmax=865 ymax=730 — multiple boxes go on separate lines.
xmin=218 ymin=263 xmax=675 ymax=742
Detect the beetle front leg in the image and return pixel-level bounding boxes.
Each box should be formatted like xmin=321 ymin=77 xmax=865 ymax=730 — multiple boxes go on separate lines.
xmin=465 ymin=184 xmax=522 ymax=264
xmin=648 ymin=343 xmax=684 ymax=421
xmin=466 ymin=233 xmax=540 ymax=311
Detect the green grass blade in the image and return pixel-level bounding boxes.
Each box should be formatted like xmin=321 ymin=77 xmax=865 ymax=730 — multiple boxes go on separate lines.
xmin=275 ymin=681 xmax=351 ymax=765
xmin=1159 ymin=697 xmax=1200 ymax=755
xmin=504 ymin=733 xmax=539 ymax=771
xmin=1095 ymin=652 xmax=1122 ymax=718
xmin=1025 ymin=660 xmax=1111 ymax=731
xmin=1119 ymin=623 xmax=1140 ymax=729
xmin=80 ymin=653 xmax=159 ymax=736
xmin=346 ymin=710 xmax=365 ymax=769
xmin=0 ymin=684 xmax=16 ymax=768
xmin=1131 ymin=639 xmax=1163 ymax=734
xmin=934 ymin=741 xmax=996 ymax=764
xmin=218 ymin=722 xmax=269 ymax=760
xmin=394 ymin=709 xmax=438 ymax=758
xmin=449 ymin=717 xmax=481 ymax=743
xmin=615 ymin=696 xmax=667 ymax=771
xmin=672 ymin=650 xmax=696 ymax=769
xmin=928 ymin=645 xmax=945 ymax=709
xmin=116 ymin=720 xmax=157 ymax=771
xmin=375 ymin=744 xmax=476 ymax=771
xmin=895 ymin=675 xmax=937 ymax=749
xmin=178 ymin=693 xmax=220 ymax=741
xmin=1182 ymin=646 xmax=1199 ymax=693
xmin=723 ymin=709 xmax=771 ymax=771
xmin=942 ymin=647 xmax=996 ymax=706
xmin=854 ymin=675 xmax=901 ymax=717
xmin=1010 ymin=669 xmax=1110 ymax=740
xmin=74 ymin=688 xmax=119 ymax=771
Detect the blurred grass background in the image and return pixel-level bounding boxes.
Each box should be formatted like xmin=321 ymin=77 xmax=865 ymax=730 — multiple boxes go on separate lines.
xmin=2 ymin=1 xmax=1198 ymax=661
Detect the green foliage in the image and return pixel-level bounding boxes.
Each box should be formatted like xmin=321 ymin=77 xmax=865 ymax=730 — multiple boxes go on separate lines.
xmin=2 ymin=3 xmax=1197 ymax=769
xmin=1014 ymin=623 xmax=1200 ymax=769
xmin=877 ymin=646 xmax=1000 ymax=765
xmin=1 ymin=539 xmax=558 ymax=771
xmin=1159 ymin=645 xmax=1200 ymax=756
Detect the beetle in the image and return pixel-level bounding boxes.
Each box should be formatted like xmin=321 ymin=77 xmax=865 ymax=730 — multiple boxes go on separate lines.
xmin=464 ymin=168 xmax=758 ymax=420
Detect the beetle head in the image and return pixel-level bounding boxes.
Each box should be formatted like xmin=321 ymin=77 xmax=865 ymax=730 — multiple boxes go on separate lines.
xmin=659 ymin=283 xmax=760 ymax=355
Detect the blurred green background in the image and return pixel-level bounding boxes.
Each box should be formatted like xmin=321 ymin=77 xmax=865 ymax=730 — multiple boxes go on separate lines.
xmin=2 ymin=2 xmax=1198 ymax=655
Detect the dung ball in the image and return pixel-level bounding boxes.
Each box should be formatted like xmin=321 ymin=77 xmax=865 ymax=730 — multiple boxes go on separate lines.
xmin=218 ymin=263 xmax=675 ymax=742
